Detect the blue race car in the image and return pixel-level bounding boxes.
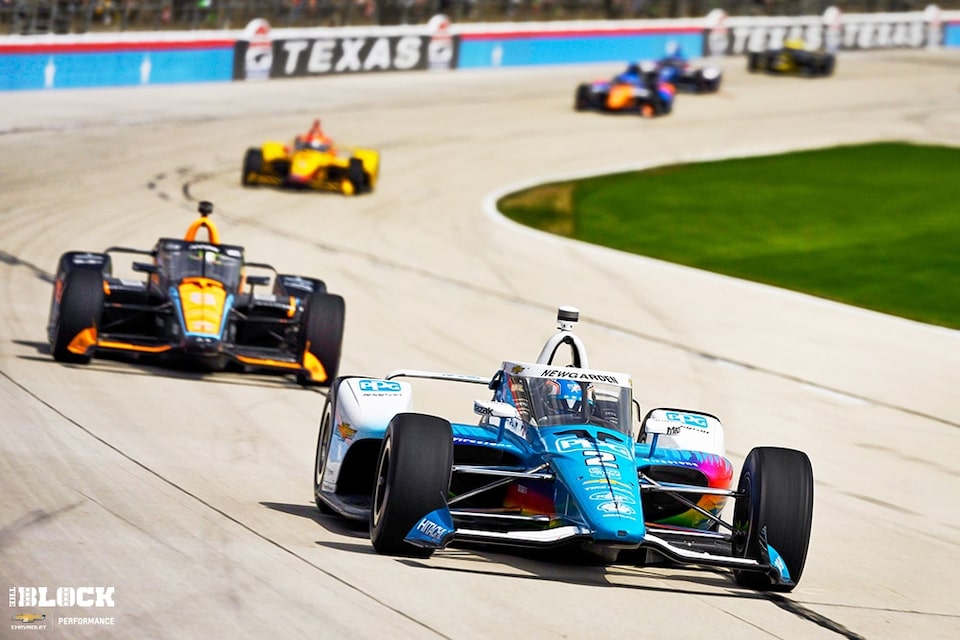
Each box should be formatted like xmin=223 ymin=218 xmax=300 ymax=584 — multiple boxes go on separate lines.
xmin=314 ymin=306 xmax=814 ymax=591
xmin=574 ymin=61 xmax=676 ymax=117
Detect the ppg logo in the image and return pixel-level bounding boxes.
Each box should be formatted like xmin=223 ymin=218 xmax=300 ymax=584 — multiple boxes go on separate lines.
xmin=664 ymin=412 xmax=709 ymax=429
xmin=358 ymin=379 xmax=401 ymax=393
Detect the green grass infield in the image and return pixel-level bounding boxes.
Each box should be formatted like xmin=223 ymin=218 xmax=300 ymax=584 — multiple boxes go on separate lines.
xmin=498 ymin=142 xmax=960 ymax=331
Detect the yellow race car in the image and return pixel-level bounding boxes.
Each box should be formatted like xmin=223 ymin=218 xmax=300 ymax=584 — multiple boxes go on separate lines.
xmin=747 ymin=38 xmax=835 ymax=77
xmin=242 ymin=120 xmax=379 ymax=196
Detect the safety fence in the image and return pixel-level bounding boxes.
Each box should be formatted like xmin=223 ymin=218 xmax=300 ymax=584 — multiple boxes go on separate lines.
xmin=2 ymin=0 xmax=957 ymax=34
xmin=1 ymin=8 xmax=958 ymax=90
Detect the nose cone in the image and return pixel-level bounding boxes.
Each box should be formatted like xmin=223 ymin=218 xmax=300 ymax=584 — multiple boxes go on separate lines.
xmin=176 ymin=279 xmax=228 ymax=346
xmin=541 ymin=425 xmax=646 ymax=545
xmin=290 ymin=152 xmax=324 ymax=183
xmin=183 ymin=334 xmax=222 ymax=353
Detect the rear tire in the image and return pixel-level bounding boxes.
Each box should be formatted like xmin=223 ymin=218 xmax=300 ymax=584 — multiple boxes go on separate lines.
xmin=574 ymin=84 xmax=591 ymax=111
xmin=51 ymin=269 xmax=104 ymax=364
xmin=732 ymin=447 xmax=814 ymax=592
xmin=298 ymin=292 xmax=345 ymax=386
xmin=370 ymin=413 xmax=453 ymax=557
xmin=242 ymin=148 xmax=263 ymax=186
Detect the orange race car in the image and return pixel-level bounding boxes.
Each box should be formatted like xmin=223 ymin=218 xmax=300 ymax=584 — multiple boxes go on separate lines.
xmin=46 ymin=201 xmax=345 ymax=385
xmin=242 ymin=120 xmax=380 ymax=195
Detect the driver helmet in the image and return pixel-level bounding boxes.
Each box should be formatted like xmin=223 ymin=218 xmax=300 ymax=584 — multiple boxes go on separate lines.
xmin=307 ymin=119 xmax=331 ymax=149
xmin=189 ymin=248 xmax=219 ymax=266
xmin=543 ymin=379 xmax=594 ymax=419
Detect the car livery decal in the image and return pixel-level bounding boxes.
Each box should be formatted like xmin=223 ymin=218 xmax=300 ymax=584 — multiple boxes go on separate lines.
xmin=336 ymin=422 xmax=357 ymax=441
xmin=405 ymin=508 xmax=456 ymax=548
xmin=541 ymin=426 xmax=645 ymax=542
xmin=358 ymin=379 xmax=402 ymax=393
xmin=662 ymin=411 xmax=710 ymax=429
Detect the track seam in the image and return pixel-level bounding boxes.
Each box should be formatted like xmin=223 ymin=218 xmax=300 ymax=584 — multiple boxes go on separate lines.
xmin=0 ymin=367 xmax=452 ymax=639
xmin=180 ymin=174 xmax=958 ymax=430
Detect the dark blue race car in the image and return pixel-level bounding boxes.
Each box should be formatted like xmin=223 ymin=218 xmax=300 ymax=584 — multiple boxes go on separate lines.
xmin=655 ymin=53 xmax=723 ymax=93
xmin=574 ymin=61 xmax=676 ymax=117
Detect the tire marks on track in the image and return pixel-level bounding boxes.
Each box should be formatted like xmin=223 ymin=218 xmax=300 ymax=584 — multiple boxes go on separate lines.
xmin=0 ymin=367 xmax=450 ymax=638
xmin=177 ymin=169 xmax=959 ymax=430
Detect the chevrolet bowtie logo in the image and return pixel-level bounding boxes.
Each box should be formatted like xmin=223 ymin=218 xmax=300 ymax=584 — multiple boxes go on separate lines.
xmin=12 ymin=613 xmax=46 ymax=624
xmin=337 ymin=422 xmax=357 ymax=440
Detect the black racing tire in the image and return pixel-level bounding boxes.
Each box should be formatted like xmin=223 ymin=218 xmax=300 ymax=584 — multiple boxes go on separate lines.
xmin=310 ymin=279 xmax=327 ymax=294
xmin=370 ymin=413 xmax=453 ymax=558
xmin=298 ymin=292 xmax=345 ymax=386
xmin=821 ymin=56 xmax=836 ymax=77
xmin=51 ymin=268 xmax=104 ymax=364
xmin=747 ymin=52 xmax=761 ymax=73
xmin=347 ymin=158 xmax=369 ymax=194
xmin=242 ymin=148 xmax=263 ymax=186
xmin=574 ymin=84 xmax=592 ymax=111
xmin=313 ymin=393 xmax=337 ymax=515
xmin=732 ymin=447 xmax=814 ymax=592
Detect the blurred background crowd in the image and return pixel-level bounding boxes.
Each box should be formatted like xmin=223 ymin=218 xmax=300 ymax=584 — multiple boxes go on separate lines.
xmin=1 ymin=0 xmax=954 ymax=34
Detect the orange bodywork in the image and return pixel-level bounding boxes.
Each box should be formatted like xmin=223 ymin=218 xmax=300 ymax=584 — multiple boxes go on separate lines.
xmin=178 ymin=278 xmax=227 ymax=335
xmin=606 ymin=84 xmax=635 ymax=110
xmin=67 ymin=327 xmax=98 ymax=355
xmin=301 ymin=343 xmax=328 ymax=383
xmin=97 ymin=341 xmax=173 ymax=354
xmin=184 ymin=216 xmax=221 ymax=244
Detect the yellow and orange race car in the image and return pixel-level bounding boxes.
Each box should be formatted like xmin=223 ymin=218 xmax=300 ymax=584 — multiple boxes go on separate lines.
xmin=46 ymin=201 xmax=344 ymax=385
xmin=242 ymin=120 xmax=380 ymax=196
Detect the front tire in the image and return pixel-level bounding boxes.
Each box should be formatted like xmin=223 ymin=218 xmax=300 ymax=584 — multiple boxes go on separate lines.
xmin=370 ymin=413 xmax=453 ymax=558
xmin=347 ymin=158 xmax=369 ymax=195
xmin=242 ymin=148 xmax=263 ymax=186
xmin=313 ymin=395 xmax=337 ymax=514
xmin=732 ymin=447 xmax=814 ymax=591
xmin=50 ymin=268 xmax=104 ymax=364
xmin=298 ymin=292 xmax=345 ymax=386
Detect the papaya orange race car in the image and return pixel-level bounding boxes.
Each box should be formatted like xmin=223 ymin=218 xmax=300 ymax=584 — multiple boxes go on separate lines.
xmin=242 ymin=120 xmax=380 ymax=196
xmin=46 ymin=201 xmax=345 ymax=385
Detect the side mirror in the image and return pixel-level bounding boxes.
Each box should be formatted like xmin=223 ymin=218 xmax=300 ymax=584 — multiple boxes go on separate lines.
xmin=133 ymin=262 xmax=158 ymax=274
xmin=638 ymin=416 xmax=679 ymax=457
xmin=246 ymin=275 xmax=270 ymax=287
xmin=642 ymin=418 xmax=677 ymax=436
xmin=473 ymin=400 xmax=520 ymax=420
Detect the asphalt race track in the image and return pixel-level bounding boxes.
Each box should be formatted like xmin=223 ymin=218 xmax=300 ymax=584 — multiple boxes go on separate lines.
xmin=2 ymin=49 xmax=959 ymax=639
